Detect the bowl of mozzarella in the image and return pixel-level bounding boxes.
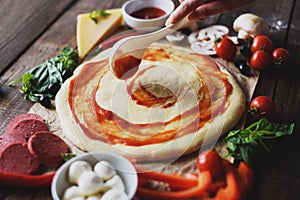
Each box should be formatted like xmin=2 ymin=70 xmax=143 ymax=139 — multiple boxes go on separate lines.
xmin=51 ymin=151 xmax=138 ymax=200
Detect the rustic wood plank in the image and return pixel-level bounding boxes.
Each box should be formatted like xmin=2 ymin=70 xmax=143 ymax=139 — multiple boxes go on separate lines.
xmin=217 ymin=1 xmax=297 ymax=200
xmin=246 ymin=0 xmax=299 ymax=199
xmin=0 ymin=0 xmax=299 ymax=199
xmin=0 ymin=0 xmax=125 ymax=134
xmin=263 ymin=2 xmax=300 ymax=199
xmin=247 ymin=0 xmax=294 ymax=99
xmin=0 ymin=0 xmax=124 ymax=198
xmin=218 ymin=0 xmax=294 ymax=99
xmin=0 ymin=0 xmax=76 ymax=74
xmin=274 ymin=0 xmax=300 ymax=121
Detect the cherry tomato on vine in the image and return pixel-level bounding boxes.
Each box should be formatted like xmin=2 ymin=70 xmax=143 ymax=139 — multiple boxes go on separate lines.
xmin=197 ymin=150 xmax=224 ymax=179
xmin=251 ymin=35 xmax=274 ymax=53
xmin=272 ymin=48 xmax=291 ymax=67
xmin=249 ymin=96 xmax=276 ymax=118
xmin=215 ymin=37 xmax=237 ymax=60
xmin=250 ymin=50 xmax=272 ymax=70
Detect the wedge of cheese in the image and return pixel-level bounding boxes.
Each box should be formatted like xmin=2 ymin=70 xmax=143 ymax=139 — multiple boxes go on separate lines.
xmin=76 ymin=9 xmax=123 ymax=59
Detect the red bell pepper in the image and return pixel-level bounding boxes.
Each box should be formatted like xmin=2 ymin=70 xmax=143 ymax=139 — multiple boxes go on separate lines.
xmin=237 ymin=161 xmax=254 ymax=197
xmin=137 ymin=171 xmax=212 ymax=200
xmin=214 ymin=160 xmax=241 ymax=200
xmin=137 ymin=167 xmax=198 ymax=190
xmin=0 ymin=171 xmax=55 ymax=187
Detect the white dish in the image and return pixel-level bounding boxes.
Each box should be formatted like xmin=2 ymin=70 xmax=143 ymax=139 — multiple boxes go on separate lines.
xmin=122 ymin=0 xmax=175 ymax=29
xmin=51 ymin=151 xmax=138 ymax=200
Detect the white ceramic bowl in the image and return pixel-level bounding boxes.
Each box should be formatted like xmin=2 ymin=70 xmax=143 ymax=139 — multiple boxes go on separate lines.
xmin=51 ymin=151 xmax=138 ymax=200
xmin=122 ymin=0 xmax=175 ymax=29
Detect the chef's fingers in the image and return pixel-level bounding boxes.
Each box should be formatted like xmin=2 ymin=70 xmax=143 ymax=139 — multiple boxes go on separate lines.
xmin=189 ymin=0 xmax=255 ymax=21
xmin=166 ymin=0 xmax=207 ymax=25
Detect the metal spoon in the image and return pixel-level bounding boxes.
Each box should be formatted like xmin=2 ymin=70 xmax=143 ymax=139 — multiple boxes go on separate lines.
xmin=109 ymin=15 xmax=189 ymax=80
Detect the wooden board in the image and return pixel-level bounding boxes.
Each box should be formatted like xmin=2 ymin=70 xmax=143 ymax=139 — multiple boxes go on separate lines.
xmin=0 ymin=0 xmax=76 ymax=73
xmin=0 ymin=0 xmax=299 ymax=199
xmin=25 ymin=38 xmax=259 ymax=199
xmin=0 ymin=0 xmax=125 ymax=133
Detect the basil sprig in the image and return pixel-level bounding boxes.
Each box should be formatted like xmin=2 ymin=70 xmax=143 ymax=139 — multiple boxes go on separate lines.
xmin=225 ymin=118 xmax=294 ymax=168
xmin=9 ymin=46 xmax=79 ymax=103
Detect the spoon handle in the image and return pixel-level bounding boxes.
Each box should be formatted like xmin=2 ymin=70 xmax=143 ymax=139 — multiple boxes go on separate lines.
xmin=139 ymin=15 xmax=190 ymax=46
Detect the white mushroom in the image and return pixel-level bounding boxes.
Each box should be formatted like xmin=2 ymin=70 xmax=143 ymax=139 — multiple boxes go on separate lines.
xmin=101 ymin=189 xmax=128 ymax=200
xmin=94 ymin=160 xmax=116 ymax=181
xmin=233 ymin=13 xmax=269 ymax=39
xmin=197 ymin=25 xmax=229 ymax=40
xmin=103 ymin=175 xmax=125 ymax=192
xmin=188 ymin=31 xmax=199 ymax=44
xmin=78 ymin=171 xmax=104 ymax=196
xmin=227 ymin=36 xmax=239 ymax=45
xmin=68 ymin=160 xmax=92 ymax=184
xmin=191 ymin=42 xmax=216 ymax=55
xmin=188 ymin=25 xmax=230 ymax=55
xmin=62 ymin=185 xmax=82 ymax=200
xmin=165 ymin=32 xmax=185 ymax=44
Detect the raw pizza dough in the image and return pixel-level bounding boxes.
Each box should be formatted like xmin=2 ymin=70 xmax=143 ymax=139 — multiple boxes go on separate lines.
xmin=55 ymin=43 xmax=246 ymax=161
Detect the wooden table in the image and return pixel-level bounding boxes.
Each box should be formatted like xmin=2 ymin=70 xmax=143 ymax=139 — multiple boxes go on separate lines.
xmin=0 ymin=0 xmax=300 ymax=199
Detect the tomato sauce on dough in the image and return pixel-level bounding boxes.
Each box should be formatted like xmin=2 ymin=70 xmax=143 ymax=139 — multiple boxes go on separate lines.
xmin=68 ymin=48 xmax=233 ymax=146
xmin=113 ymin=55 xmax=141 ymax=79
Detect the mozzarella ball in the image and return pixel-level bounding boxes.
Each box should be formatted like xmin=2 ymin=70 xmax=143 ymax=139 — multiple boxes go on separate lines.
xmin=104 ymin=175 xmax=125 ymax=192
xmin=101 ymin=189 xmax=128 ymax=200
xmin=62 ymin=185 xmax=82 ymax=200
xmin=68 ymin=160 xmax=92 ymax=184
xmin=71 ymin=197 xmax=85 ymax=200
xmin=86 ymin=194 xmax=102 ymax=200
xmin=78 ymin=171 xmax=104 ymax=196
xmin=94 ymin=160 xmax=116 ymax=180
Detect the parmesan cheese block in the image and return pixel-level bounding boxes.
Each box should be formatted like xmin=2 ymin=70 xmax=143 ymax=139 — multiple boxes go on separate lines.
xmin=76 ymin=9 xmax=122 ymax=59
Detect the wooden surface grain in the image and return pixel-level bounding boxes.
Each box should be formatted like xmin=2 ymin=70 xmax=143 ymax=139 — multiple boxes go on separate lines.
xmin=0 ymin=0 xmax=300 ymax=199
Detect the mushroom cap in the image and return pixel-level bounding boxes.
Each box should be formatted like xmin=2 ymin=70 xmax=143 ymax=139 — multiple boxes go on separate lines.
xmin=233 ymin=13 xmax=268 ymax=38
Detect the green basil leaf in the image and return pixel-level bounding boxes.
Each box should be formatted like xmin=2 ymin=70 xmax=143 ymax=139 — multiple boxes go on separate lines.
xmin=10 ymin=47 xmax=78 ymax=103
xmin=225 ymin=117 xmax=295 ymax=168
xmin=61 ymin=153 xmax=77 ymax=161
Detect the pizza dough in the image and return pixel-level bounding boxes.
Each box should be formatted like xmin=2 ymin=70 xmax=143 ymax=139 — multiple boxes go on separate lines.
xmin=55 ymin=43 xmax=246 ymax=161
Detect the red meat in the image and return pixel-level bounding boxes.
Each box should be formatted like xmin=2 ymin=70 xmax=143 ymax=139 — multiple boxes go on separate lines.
xmin=0 ymin=133 xmax=26 ymax=152
xmin=0 ymin=143 xmax=40 ymax=175
xmin=9 ymin=119 xmax=49 ymax=142
xmin=28 ymin=131 xmax=69 ymax=165
xmin=6 ymin=114 xmax=45 ymax=133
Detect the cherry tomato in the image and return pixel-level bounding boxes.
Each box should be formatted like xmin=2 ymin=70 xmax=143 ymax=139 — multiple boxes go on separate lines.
xmin=272 ymin=48 xmax=291 ymax=67
xmin=249 ymin=96 xmax=276 ymax=118
xmin=251 ymin=35 xmax=274 ymax=53
xmin=250 ymin=50 xmax=272 ymax=70
xmin=197 ymin=150 xmax=224 ymax=179
xmin=215 ymin=37 xmax=237 ymax=60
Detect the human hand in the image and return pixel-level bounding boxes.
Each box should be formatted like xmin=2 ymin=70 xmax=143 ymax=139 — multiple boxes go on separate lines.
xmin=166 ymin=0 xmax=254 ymax=25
